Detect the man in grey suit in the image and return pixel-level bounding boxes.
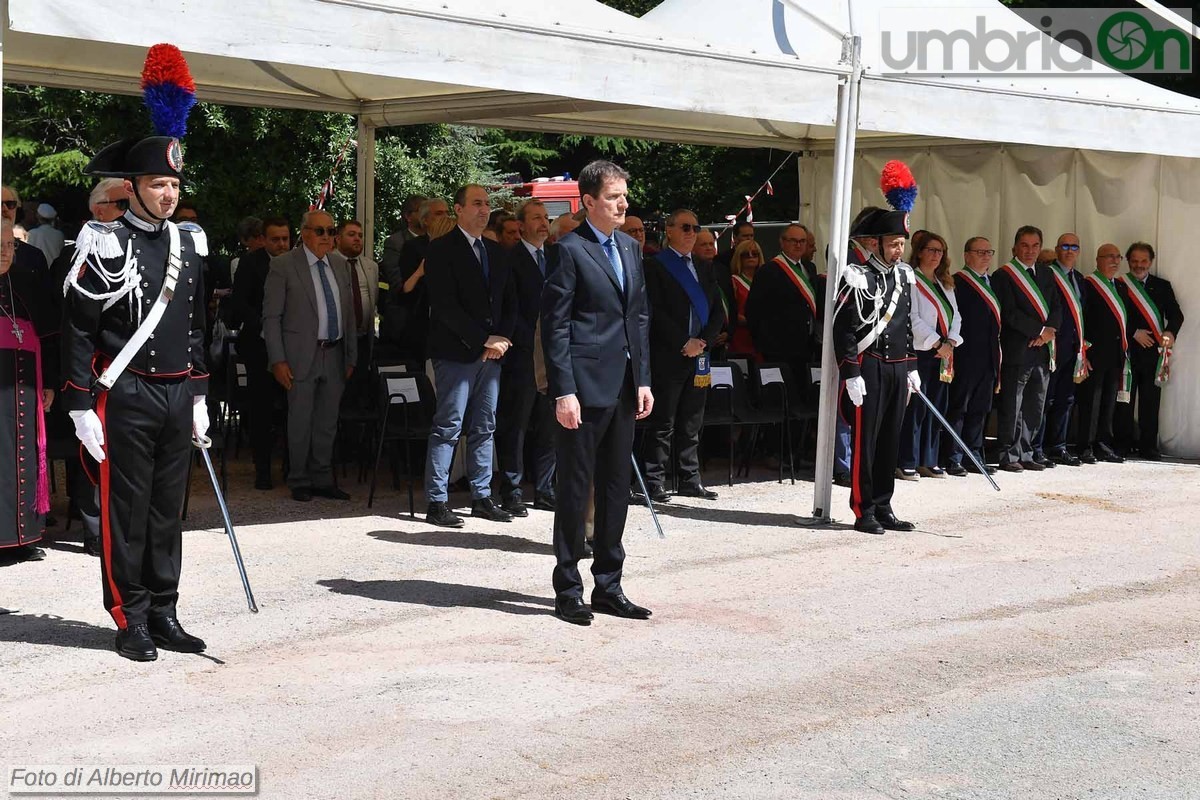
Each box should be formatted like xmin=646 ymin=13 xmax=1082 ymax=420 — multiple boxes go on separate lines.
xmin=263 ymin=209 xmax=357 ymax=502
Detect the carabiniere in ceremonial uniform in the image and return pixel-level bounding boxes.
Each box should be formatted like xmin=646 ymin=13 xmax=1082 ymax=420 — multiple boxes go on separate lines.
xmin=61 ymin=133 xmax=211 ymax=661
xmin=833 ymin=205 xmax=919 ymax=536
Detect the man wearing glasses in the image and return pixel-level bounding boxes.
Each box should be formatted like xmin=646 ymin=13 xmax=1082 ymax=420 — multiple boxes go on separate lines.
xmin=745 ymin=223 xmax=822 ymax=403
xmin=1036 ymin=233 xmax=1086 ymax=467
xmin=992 ymin=225 xmax=1061 ymax=472
xmin=641 ymin=209 xmax=725 ymax=502
xmin=1075 ymin=244 xmax=1132 ymax=463
xmin=945 ymin=238 xmax=1001 ymax=476
xmin=1 ymin=185 xmax=49 ymax=280
xmin=262 ymin=209 xmax=357 ymax=502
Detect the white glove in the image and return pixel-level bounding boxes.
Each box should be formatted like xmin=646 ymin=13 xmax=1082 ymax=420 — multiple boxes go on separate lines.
xmin=845 ymin=376 xmax=867 ymax=407
xmin=69 ymin=409 xmax=106 ymax=463
xmin=193 ymin=395 xmax=210 ymax=440
xmin=907 ymin=370 xmax=922 ymax=395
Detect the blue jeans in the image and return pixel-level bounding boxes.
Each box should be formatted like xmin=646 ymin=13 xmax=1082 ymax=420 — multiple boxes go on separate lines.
xmin=425 ymin=358 xmax=501 ymax=503
xmin=835 ymin=416 xmax=851 ymax=474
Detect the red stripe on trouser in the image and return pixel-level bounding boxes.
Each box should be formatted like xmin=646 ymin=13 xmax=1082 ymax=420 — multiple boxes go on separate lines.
xmin=96 ymin=392 xmax=127 ymax=629
xmin=850 ymin=398 xmax=864 ymax=519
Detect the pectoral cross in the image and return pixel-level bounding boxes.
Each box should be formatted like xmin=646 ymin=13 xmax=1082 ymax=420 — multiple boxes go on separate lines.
xmin=11 ymin=320 xmax=23 ymax=344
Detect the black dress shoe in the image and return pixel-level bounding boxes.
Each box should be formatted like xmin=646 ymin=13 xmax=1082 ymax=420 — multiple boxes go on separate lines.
xmin=854 ymin=515 xmax=885 ymax=535
xmin=471 ymin=497 xmax=513 ymax=522
xmin=591 ymin=592 xmax=652 ymax=620
xmin=998 ymin=461 xmax=1024 ymax=473
xmin=147 ymin=616 xmax=206 ymax=653
xmin=1140 ymin=449 xmax=1163 ymax=461
xmin=83 ymin=535 xmax=101 ymax=557
xmin=426 ymin=501 xmax=464 ymax=528
xmin=554 ymin=596 xmax=593 ymax=625
xmin=1019 ymin=460 xmax=1045 ymax=471
xmin=1033 ymin=454 xmax=1056 ymax=469
xmin=677 ymin=484 xmax=718 ymax=500
xmin=311 ymin=486 xmax=351 ymax=500
xmin=1078 ymin=449 xmax=1097 ymax=464
xmin=115 ymin=624 xmax=158 ymax=662
xmin=19 ymin=545 xmax=46 ymax=562
xmin=966 ymin=460 xmax=998 ymax=475
xmin=833 ymin=472 xmax=852 ymax=487
xmin=647 ymin=486 xmax=671 ymax=503
xmin=254 ymin=472 xmax=273 ymax=491
xmin=582 ymin=540 xmax=594 ymax=559
xmin=1050 ymin=450 xmax=1081 ymax=467
xmin=533 ymin=493 xmax=557 ymax=511
xmin=500 ymin=495 xmax=529 ymax=517
xmin=877 ymin=512 xmax=915 ymax=531
xmin=291 ymin=487 xmax=312 ymax=502
xmin=945 ymin=463 xmax=968 ymax=477
xmin=1096 ymin=445 xmax=1124 ymax=464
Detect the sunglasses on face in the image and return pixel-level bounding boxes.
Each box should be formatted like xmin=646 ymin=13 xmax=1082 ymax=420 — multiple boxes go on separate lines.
xmin=1 ymin=201 xmax=18 ymax=210
xmin=675 ymin=223 xmax=703 ymax=233
xmin=1059 ymin=244 xmax=1081 ymax=251
xmin=305 ymin=226 xmax=336 ymax=236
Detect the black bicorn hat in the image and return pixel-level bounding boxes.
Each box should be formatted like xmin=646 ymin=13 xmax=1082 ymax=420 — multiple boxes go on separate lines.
xmin=850 ymin=208 xmax=911 ymax=239
xmin=84 ymin=136 xmax=185 ymax=179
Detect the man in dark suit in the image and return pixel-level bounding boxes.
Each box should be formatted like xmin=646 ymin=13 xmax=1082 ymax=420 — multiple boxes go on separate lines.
xmin=745 ymin=223 xmax=822 ymax=402
xmin=377 ymin=197 xmax=449 ymax=366
xmin=379 ymin=194 xmax=424 ymax=285
xmin=542 ymin=159 xmax=654 ymax=625
xmin=1116 ymin=242 xmax=1184 ymax=460
xmin=1076 ymin=243 xmax=1132 ymax=463
xmin=495 ymin=199 xmax=558 ymax=516
xmin=944 ymin=237 xmax=1001 ymax=476
xmin=229 ymin=216 xmax=292 ymax=489
xmin=991 ymin=225 xmax=1061 ymax=471
xmin=1036 ymin=233 xmax=1086 ymax=467
xmin=642 ymin=208 xmax=725 ymax=502
xmin=423 ymin=184 xmax=517 ymax=528
xmin=262 ymin=210 xmax=357 ymax=502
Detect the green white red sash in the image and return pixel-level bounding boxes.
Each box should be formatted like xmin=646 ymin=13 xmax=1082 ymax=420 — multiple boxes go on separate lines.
xmin=1001 ymin=259 xmax=1055 ymax=371
xmin=1118 ymin=274 xmax=1172 ymax=385
xmin=773 ymin=255 xmax=817 ymax=316
xmin=1086 ymin=271 xmax=1133 ymax=401
xmin=956 ymin=269 xmax=1002 ymax=392
xmin=731 ymin=273 xmax=752 ymax=301
xmin=914 ymin=270 xmax=954 ymax=382
xmin=1048 ymin=262 xmax=1089 ymax=383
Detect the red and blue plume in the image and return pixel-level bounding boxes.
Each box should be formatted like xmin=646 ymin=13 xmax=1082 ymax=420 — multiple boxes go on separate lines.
xmin=141 ymin=44 xmax=196 ymax=139
xmin=880 ymin=160 xmax=918 ymax=213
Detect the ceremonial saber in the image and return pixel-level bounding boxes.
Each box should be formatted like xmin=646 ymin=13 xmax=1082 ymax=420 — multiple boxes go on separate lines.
xmin=194 ymin=435 xmax=259 ymax=612
xmin=630 ymin=454 xmax=666 ymax=539
xmin=911 ymin=387 xmax=1000 ymax=492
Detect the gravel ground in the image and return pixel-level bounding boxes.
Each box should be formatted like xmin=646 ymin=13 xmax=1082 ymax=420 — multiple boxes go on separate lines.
xmin=2 ymin=453 xmax=1197 ymax=800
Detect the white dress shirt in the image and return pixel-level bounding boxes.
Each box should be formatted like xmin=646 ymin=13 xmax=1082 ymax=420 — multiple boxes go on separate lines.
xmin=304 ymin=244 xmax=344 ymax=341
xmin=910 ymin=274 xmax=963 ymax=351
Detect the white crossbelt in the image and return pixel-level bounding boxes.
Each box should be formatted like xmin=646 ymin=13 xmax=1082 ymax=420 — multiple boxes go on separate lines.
xmin=856 ymin=273 xmax=905 ymax=355
xmin=94 ymin=221 xmax=184 ymax=391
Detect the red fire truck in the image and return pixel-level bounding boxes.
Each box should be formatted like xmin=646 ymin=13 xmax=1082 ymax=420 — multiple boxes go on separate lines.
xmin=507 ymin=176 xmax=581 ymax=218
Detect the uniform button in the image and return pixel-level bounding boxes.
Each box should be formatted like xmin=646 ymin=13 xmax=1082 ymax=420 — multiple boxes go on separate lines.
xmin=140 ymin=266 xmax=145 ymax=272
xmin=185 ymin=261 xmax=190 ymax=267
xmin=131 ymin=233 xmax=138 ymax=239
xmin=188 ymin=296 xmax=193 ymax=302
xmin=136 ymin=249 xmax=142 ymax=255
xmin=150 ymin=367 xmax=157 ymax=373
xmin=149 ymin=333 xmax=155 ymax=339
xmin=150 ymin=350 xmax=156 ymax=356
xmin=143 ymin=282 xmax=149 ymax=288
xmin=187 ymin=362 xmax=192 ymax=369
xmin=188 ymin=278 xmax=193 ymax=284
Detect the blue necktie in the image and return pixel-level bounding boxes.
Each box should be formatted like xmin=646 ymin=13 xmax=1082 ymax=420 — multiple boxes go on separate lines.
xmin=603 ymin=237 xmax=624 ymax=292
xmin=536 ymin=248 xmax=546 ymax=278
xmin=316 ymin=258 xmax=339 ymax=340
xmin=474 ymin=239 xmax=490 ymax=284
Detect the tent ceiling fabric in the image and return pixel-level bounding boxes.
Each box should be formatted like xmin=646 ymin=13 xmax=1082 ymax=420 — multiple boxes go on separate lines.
xmin=640 ymin=0 xmax=1200 ymax=158
xmin=6 ymin=0 xmax=841 ymax=141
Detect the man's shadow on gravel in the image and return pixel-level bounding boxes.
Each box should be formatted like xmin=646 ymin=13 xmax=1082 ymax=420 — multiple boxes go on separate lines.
xmin=0 ymin=613 xmax=114 ymax=651
xmin=318 ymin=578 xmax=553 ymax=616
xmin=367 ymin=530 xmax=552 ymax=555
xmin=648 ymin=502 xmax=856 ymax=532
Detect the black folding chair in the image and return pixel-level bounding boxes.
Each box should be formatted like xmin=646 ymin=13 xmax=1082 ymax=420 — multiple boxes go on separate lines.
xmin=752 ymin=362 xmax=797 ymax=484
xmin=366 ymin=371 xmax=435 ymax=517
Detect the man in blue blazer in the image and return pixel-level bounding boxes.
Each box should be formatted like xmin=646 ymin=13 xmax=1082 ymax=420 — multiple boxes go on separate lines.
xmin=541 ymin=160 xmax=654 ymax=625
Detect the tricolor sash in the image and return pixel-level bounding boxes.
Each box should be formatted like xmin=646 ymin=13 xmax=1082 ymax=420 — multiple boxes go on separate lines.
xmin=773 ymin=255 xmax=818 ymax=316
xmin=1118 ymin=274 xmax=1172 ymax=386
xmin=1086 ymin=271 xmax=1133 ymax=402
xmin=1001 ymin=259 xmax=1055 ymax=371
xmin=731 ymin=274 xmax=752 ymax=304
xmin=956 ymin=269 xmax=1002 ymax=392
xmin=1048 ymin=262 xmax=1089 ymax=383
xmin=914 ymin=271 xmax=955 ymax=382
